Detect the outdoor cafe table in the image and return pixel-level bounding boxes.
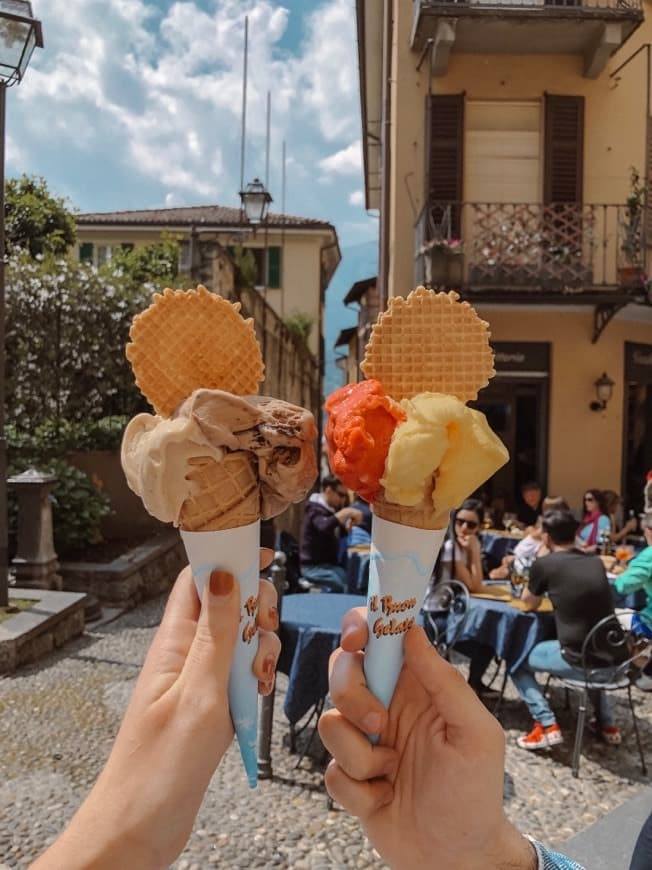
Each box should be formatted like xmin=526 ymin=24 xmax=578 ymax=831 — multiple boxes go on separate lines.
xmin=448 ymin=584 xmax=556 ymax=673
xmin=278 ymin=593 xmax=366 ymax=725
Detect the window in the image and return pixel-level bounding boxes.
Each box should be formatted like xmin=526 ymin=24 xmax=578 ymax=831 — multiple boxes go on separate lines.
xmin=97 ymin=245 xmax=111 ymax=266
xmin=79 ymin=242 xmax=94 ymax=263
xmin=251 ymin=247 xmax=282 ymax=288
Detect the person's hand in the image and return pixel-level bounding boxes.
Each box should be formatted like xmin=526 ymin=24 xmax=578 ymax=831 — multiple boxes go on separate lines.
xmin=457 ymin=531 xmax=480 ymax=554
xmin=623 ymin=517 xmax=638 ymax=535
xmin=337 ymin=506 xmax=364 ymax=527
xmin=33 ymin=551 xmax=280 ymax=870
xmin=319 ymin=609 xmax=536 ymax=870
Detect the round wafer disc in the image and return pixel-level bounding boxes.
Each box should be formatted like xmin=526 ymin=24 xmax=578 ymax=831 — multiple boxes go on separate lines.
xmin=126 ymin=285 xmax=265 ymax=416
xmin=360 ymin=286 xmax=495 ymax=402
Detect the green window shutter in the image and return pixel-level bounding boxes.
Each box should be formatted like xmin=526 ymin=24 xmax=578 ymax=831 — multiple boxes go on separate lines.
xmin=267 ymin=247 xmax=281 ymax=288
xmin=121 ymin=243 xmax=134 ymax=252
xmin=79 ymin=242 xmax=94 ymax=263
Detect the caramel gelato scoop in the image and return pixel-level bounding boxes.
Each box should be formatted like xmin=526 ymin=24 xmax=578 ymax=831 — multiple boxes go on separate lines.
xmin=122 ymin=388 xmax=318 ymax=526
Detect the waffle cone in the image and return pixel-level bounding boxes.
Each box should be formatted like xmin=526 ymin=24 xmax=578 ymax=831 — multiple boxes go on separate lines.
xmin=179 ymin=452 xmax=261 ymax=531
xmin=361 ymin=286 xmax=495 ymax=403
xmin=126 ymin=285 xmax=265 ymax=417
xmin=373 ymin=477 xmax=448 ymax=530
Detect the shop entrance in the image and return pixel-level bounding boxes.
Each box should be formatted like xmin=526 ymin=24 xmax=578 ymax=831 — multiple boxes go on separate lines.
xmin=623 ymin=342 xmax=652 ymax=513
xmin=471 ymin=341 xmax=550 ymax=512
xmin=474 ymin=379 xmax=548 ymax=511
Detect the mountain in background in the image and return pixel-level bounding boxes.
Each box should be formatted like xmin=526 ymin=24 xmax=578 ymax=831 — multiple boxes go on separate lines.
xmin=323 ymin=238 xmax=378 ymax=396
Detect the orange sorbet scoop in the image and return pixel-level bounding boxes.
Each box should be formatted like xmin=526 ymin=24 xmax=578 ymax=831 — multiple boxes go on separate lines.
xmin=325 ymin=379 xmax=406 ymax=502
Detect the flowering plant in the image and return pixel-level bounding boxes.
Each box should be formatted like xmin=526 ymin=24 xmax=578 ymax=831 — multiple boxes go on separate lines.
xmin=422 ymin=237 xmax=463 ymax=255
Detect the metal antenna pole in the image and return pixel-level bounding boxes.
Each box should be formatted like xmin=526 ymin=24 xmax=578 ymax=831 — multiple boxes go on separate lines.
xmin=239 ymin=15 xmax=249 ymax=195
xmin=265 ymin=90 xmax=271 ymax=190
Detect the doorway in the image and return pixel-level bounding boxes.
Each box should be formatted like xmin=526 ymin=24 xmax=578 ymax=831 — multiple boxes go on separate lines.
xmin=472 ymin=377 xmax=549 ymax=511
xmin=623 ymin=342 xmax=652 ymax=513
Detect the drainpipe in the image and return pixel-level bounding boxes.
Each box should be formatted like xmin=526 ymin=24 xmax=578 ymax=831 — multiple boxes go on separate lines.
xmin=378 ymin=0 xmax=392 ymax=309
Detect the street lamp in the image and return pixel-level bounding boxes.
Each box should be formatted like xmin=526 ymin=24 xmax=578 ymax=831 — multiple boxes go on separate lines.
xmin=589 ymin=372 xmax=616 ymax=412
xmin=239 ymin=177 xmax=272 ymax=225
xmin=0 ymin=0 xmax=43 ymax=609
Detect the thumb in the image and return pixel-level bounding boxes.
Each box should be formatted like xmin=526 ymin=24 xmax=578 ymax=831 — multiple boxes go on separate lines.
xmin=182 ymin=571 xmax=240 ymax=696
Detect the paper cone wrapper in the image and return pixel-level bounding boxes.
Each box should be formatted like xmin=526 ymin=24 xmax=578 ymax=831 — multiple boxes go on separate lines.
xmin=365 ymin=514 xmax=447 ymax=719
xmin=180 ymin=520 xmax=261 ymax=788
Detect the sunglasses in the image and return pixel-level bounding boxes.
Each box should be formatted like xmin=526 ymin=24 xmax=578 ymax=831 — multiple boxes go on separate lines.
xmin=455 ymin=518 xmax=479 ymax=531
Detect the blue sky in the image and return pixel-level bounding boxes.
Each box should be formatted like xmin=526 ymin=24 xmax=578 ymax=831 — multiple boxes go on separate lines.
xmin=11 ymin=0 xmax=378 ymax=250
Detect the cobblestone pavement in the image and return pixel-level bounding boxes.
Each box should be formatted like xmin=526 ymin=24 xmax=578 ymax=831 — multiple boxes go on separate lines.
xmin=1 ymin=594 xmax=651 ymax=868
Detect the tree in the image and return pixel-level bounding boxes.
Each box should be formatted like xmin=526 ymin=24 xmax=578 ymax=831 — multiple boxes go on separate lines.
xmin=6 ymin=174 xmax=77 ymax=258
xmin=111 ymin=235 xmax=180 ymax=286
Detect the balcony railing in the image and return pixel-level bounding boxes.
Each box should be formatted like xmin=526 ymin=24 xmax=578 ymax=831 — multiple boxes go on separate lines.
xmin=414 ymin=201 xmax=646 ymax=294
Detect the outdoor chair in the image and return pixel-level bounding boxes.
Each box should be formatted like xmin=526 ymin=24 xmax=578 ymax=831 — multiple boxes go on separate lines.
xmin=554 ymin=613 xmax=652 ymax=778
xmin=423 ymin=580 xmax=471 ymax=659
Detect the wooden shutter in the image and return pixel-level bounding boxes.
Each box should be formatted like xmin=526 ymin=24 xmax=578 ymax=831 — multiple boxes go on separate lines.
xmin=426 ymin=94 xmax=464 ymax=236
xmin=544 ymin=95 xmax=584 ymax=204
xmin=267 ymin=247 xmax=281 ymax=288
xmin=79 ymin=242 xmax=94 ymax=263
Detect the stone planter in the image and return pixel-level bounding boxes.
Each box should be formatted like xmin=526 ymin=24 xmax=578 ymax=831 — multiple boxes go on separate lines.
xmin=424 ymin=249 xmax=463 ymax=287
xmin=60 ymin=530 xmax=186 ymax=609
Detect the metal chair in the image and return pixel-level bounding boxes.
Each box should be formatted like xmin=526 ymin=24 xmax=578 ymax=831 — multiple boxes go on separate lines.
xmin=557 ymin=613 xmax=652 ymax=777
xmin=423 ymin=580 xmax=471 ymax=659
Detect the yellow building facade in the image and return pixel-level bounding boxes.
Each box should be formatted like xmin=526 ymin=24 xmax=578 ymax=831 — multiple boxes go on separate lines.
xmin=356 ymin=0 xmax=652 ymax=513
xmin=75 ymin=206 xmax=340 ymax=360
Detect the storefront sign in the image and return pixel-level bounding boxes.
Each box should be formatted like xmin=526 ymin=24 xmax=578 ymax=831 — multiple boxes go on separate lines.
xmin=626 ymin=342 xmax=652 ymax=384
xmin=491 ymin=342 xmax=550 ymax=375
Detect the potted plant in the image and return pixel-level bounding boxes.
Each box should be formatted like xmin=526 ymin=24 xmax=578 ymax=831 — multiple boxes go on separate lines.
xmin=421 ymin=237 xmax=464 ymax=286
xmin=619 ymin=167 xmax=645 ymax=287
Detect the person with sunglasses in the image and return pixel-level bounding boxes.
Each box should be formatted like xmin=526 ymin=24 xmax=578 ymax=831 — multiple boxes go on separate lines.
xmin=424 ymin=499 xmax=497 ymax=697
xmin=299 ymin=474 xmax=363 ymax=592
xmin=577 ymin=488 xmax=611 ymax=552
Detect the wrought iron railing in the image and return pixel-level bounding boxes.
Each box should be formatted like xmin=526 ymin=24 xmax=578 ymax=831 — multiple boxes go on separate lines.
xmin=414 ymin=201 xmax=646 ymax=292
xmin=414 ymin=0 xmax=641 ymax=13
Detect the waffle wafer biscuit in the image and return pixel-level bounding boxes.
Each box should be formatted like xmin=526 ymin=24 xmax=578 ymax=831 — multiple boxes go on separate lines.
xmin=126 ymin=285 xmax=265 ymax=416
xmin=360 ymin=286 xmax=494 ymax=403
xmin=179 ymin=451 xmax=260 ymax=531
xmin=374 ymin=478 xmax=448 ymax=530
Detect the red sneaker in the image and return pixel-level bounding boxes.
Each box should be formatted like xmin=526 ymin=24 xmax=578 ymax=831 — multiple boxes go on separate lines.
xmin=588 ymin=719 xmax=622 ymax=745
xmin=517 ymin=721 xmax=564 ymax=750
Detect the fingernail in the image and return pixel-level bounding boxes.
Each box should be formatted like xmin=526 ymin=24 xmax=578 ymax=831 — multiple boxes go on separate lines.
xmin=341 ymin=624 xmax=357 ymax=646
xmin=262 ymin=654 xmax=276 ymax=680
xmin=259 ymin=679 xmax=274 ymax=696
xmin=362 ymin=711 xmax=382 ymax=735
xmin=269 ymin=605 xmax=279 ymax=630
xmin=209 ymin=570 xmax=234 ymax=597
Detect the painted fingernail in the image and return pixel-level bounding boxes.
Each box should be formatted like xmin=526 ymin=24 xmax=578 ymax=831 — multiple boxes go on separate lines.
xmin=209 ymin=570 xmax=234 ymax=597
xmin=262 ymin=654 xmax=276 ymax=680
xmin=268 ymin=605 xmax=279 ymax=630
xmin=362 ymin=711 xmax=382 ymax=735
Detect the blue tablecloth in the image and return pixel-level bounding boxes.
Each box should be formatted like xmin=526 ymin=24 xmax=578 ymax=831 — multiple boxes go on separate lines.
xmin=449 ymin=594 xmax=556 ymax=673
xmin=278 ymin=593 xmax=366 ymax=724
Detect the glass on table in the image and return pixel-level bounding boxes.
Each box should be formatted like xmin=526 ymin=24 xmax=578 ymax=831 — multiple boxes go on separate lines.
xmin=614 ymin=545 xmax=635 ymax=568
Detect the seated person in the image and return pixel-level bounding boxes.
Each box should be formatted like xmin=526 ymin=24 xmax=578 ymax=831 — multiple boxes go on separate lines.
xmin=516 ymin=480 xmax=543 ymax=528
xmin=348 ymin=495 xmax=372 ymax=546
xmin=615 ymin=510 xmax=652 ymax=640
xmin=577 ymin=488 xmax=611 ymax=552
xmin=489 ymin=496 xmax=568 ymax=580
xmin=512 ymin=509 xmax=621 ymax=749
xmin=424 ymin=499 xmax=497 ymax=698
xmin=299 ymin=475 xmax=362 ymax=591
xmin=603 ymin=489 xmax=638 ymax=545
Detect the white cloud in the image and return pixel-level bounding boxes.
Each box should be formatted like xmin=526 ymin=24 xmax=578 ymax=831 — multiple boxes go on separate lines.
xmin=10 ymin=0 xmax=374 ymax=248
xmin=349 ymin=190 xmax=365 ymax=206
xmin=321 ymin=141 xmax=362 ymax=175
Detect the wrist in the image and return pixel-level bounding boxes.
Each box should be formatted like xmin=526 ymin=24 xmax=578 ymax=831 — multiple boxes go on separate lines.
xmin=485 ymin=820 xmax=537 ymax=870
xmin=34 ymin=784 xmax=163 ymax=870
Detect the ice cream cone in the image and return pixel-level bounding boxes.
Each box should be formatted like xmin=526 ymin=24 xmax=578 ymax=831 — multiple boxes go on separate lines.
xmin=180 ymin=519 xmax=262 ymax=789
xmin=179 ymin=452 xmax=261 ymax=531
xmin=364 ymin=504 xmax=447 ymax=733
